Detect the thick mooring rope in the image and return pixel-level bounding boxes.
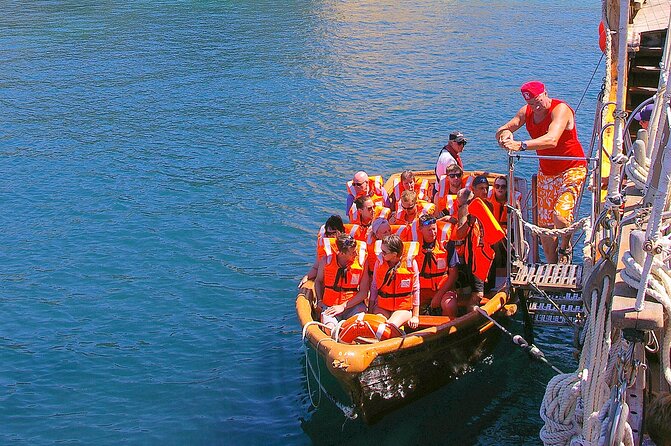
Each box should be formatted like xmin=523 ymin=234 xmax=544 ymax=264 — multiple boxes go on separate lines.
xmin=621 ymin=250 xmax=671 ymax=385
xmin=625 ymin=137 xmax=650 ymax=191
xmin=539 ymin=273 xmax=615 ymax=445
xmin=509 ymin=206 xmax=590 ymax=238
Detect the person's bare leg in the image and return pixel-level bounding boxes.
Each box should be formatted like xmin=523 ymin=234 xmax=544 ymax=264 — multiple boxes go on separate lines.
xmin=554 ymin=213 xmax=571 ymax=252
xmin=441 ymin=293 xmax=458 ymax=318
xmin=540 ymin=234 xmax=559 ymax=263
xmin=387 ymin=310 xmax=412 ymax=328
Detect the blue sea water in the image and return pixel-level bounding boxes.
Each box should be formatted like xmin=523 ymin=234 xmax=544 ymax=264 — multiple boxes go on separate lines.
xmin=1 ymin=1 xmax=601 ymax=444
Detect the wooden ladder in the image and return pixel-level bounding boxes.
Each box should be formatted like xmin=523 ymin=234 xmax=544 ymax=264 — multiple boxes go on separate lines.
xmin=512 ymin=263 xmax=584 ymax=326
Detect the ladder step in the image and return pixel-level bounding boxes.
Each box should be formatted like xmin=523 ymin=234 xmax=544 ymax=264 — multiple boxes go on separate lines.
xmin=629 ymin=86 xmax=658 ymax=94
xmin=525 ymin=289 xmax=584 ymax=326
xmin=631 ymin=65 xmax=661 ymax=73
xmin=531 ymin=313 xmax=578 ymax=325
xmin=527 ymin=291 xmax=583 ymax=305
xmin=637 ymin=46 xmax=663 ymax=56
xmin=511 ymin=263 xmax=582 ymax=291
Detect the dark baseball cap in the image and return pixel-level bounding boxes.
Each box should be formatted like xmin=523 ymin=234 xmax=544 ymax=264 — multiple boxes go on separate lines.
xmin=449 ymin=131 xmax=467 ymax=144
xmin=472 ymin=175 xmax=489 ymax=187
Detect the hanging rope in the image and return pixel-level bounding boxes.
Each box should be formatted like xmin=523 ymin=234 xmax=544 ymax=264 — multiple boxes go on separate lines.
xmin=301 ymin=321 xmax=359 ymax=421
xmin=575 ymin=53 xmax=605 ymax=114
xmin=509 ymin=206 xmax=590 ymax=238
xmin=475 ymin=308 xmax=564 ymax=374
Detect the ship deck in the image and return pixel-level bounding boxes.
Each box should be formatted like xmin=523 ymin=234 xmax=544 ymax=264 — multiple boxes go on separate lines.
xmin=632 ymin=0 xmax=671 ymax=35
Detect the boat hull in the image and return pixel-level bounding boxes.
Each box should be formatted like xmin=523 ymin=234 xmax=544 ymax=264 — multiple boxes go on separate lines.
xmin=347 ymin=317 xmax=501 ymax=423
xmin=298 ymin=287 xmax=511 ymax=423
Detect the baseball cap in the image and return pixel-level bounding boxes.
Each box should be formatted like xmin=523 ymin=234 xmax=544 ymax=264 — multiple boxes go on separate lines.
xmin=472 ymin=175 xmax=489 ymax=187
xmin=449 ymin=131 xmax=467 ymax=144
xmin=634 ymin=103 xmax=654 ymax=122
xmin=520 ymin=81 xmax=545 ymax=100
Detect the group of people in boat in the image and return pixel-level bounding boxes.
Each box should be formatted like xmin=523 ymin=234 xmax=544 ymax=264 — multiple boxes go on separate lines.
xmin=300 ymin=80 xmax=588 ymax=339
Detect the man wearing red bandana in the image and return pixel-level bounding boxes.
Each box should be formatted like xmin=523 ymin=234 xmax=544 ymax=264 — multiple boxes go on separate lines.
xmin=495 ymin=81 xmax=587 ymax=264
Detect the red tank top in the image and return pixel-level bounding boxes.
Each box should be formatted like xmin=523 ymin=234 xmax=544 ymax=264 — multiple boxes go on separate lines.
xmin=525 ymin=99 xmax=587 ymax=175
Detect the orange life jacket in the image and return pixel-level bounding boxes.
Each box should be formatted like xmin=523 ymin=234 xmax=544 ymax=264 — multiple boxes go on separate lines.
xmin=486 ymin=189 xmax=522 ymax=227
xmin=364 ymin=225 xmax=410 ymax=272
xmin=416 ymin=240 xmax=449 ymax=291
xmin=436 ymin=220 xmax=454 ymax=244
xmin=463 ymin=175 xmax=474 ymax=190
xmin=468 ymin=198 xmax=505 ymax=246
xmin=346 ymin=175 xmax=385 ymax=199
xmin=348 ymin=203 xmax=391 ymax=225
xmin=336 ymin=313 xmax=401 ymax=343
xmin=398 ymin=220 xmax=419 ymax=242
xmin=435 ymin=173 xmax=473 ymax=194
xmin=322 ymin=240 xmax=367 ymax=307
xmin=464 ymin=198 xmax=506 ymax=281
xmin=347 ymin=193 xmax=386 ymax=211
xmin=374 ymin=241 xmax=419 ymax=311
xmin=392 ymin=178 xmax=430 ymax=210
xmin=316 ymin=224 xmax=362 ymax=260
xmin=435 ymin=192 xmax=459 ymax=217
xmin=392 ymin=201 xmax=435 ymax=225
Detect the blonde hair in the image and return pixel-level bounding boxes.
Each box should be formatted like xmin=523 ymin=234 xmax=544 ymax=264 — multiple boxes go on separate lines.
xmin=400 ymin=189 xmax=417 ymax=204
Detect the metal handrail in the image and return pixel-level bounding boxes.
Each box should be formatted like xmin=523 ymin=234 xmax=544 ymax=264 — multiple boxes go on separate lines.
xmin=511 ymin=153 xmax=596 ymax=162
xmin=624 ymin=97 xmax=655 ymax=155
xmin=505 ymin=150 xmax=598 ymax=268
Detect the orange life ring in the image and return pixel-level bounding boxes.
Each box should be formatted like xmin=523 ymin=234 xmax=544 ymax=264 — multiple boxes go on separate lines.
xmin=336 ymin=313 xmax=399 ymax=344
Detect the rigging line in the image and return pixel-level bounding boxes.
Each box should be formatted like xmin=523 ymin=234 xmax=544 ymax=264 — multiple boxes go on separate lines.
xmin=575 ymin=52 xmax=605 ymax=114
xmin=475 ymin=307 xmax=564 ymax=374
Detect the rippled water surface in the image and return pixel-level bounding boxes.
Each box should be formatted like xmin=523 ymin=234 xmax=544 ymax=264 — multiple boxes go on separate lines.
xmin=2 ymin=1 xmax=601 ymax=444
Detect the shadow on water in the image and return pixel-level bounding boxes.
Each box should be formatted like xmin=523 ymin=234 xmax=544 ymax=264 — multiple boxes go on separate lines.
xmin=297 ymin=315 xmax=563 ymax=445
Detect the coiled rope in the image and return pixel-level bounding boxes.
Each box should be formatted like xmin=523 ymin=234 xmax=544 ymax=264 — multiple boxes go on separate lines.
xmin=539 ymin=261 xmax=622 ymax=445
xmin=620 ymin=250 xmax=671 ymax=385
xmin=625 ymin=134 xmax=651 ymax=190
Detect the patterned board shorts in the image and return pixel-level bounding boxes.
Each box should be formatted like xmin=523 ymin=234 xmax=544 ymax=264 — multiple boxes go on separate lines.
xmin=537 ymin=166 xmax=587 ymax=228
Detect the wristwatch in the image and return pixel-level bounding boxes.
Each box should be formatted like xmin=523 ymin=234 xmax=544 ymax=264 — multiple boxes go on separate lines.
xmin=520 ymin=141 xmax=528 ymax=151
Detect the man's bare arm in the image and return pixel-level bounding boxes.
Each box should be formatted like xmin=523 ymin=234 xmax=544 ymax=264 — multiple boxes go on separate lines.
xmin=314 ymin=258 xmax=326 ymax=303
xmin=496 ymin=106 xmax=527 ymax=144
xmin=503 ymin=103 xmax=573 ymax=152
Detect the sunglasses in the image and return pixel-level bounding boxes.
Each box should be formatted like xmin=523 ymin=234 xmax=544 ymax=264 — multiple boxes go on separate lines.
xmin=352 ymin=182 xmax=365 ymax=187
xmin=420 ymin=217 xmax=436 ymax=227
xmin=401 ymin=203 xmax=416 ymax=210
xmin=324 ymin=229 xmax=339 ymax=237
xmin=448 ymin=173 xmax=462 ymax=178
xmin=341 ymin=236 xmax=356 ymax=248
xmin=364 ymin=206 xmax=375 ymax=211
